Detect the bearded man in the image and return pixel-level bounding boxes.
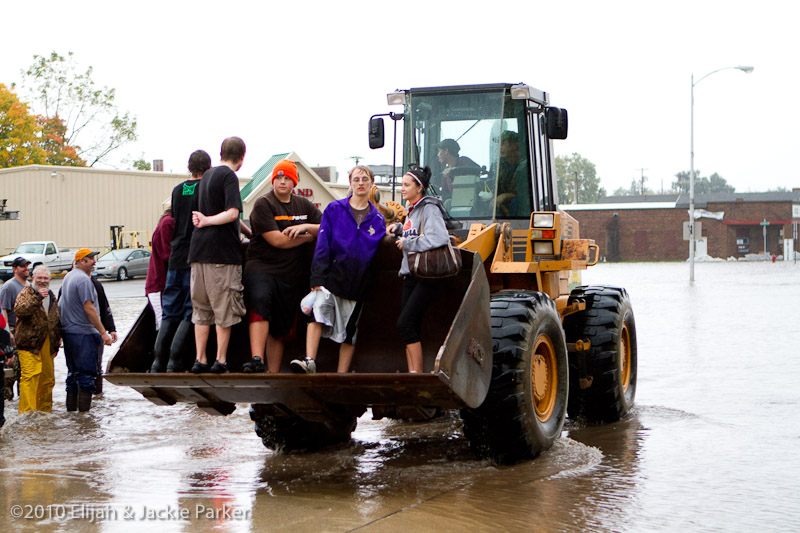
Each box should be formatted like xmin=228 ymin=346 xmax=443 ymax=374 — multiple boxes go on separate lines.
xmin=13 ymin=265 xmax=60 ymax=412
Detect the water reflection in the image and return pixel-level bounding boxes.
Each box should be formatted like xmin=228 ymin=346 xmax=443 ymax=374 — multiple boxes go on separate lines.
xmin=1 ymin=263 xmax=799 ymax=531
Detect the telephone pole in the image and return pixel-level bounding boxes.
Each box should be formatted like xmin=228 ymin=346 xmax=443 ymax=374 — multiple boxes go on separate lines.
xmin=636 ymin=168 xmax=648 ymax=196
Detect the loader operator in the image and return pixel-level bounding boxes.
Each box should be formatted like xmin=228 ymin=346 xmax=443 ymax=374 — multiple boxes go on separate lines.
xmin=495 ymin=130 xmax=528 ymax=216
xmin=436 ymin=138 xmax=480 ymax=198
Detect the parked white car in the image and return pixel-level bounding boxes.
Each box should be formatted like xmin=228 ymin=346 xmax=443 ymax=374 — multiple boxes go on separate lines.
xmin=0 ymin=241 xmax=76 ymax=280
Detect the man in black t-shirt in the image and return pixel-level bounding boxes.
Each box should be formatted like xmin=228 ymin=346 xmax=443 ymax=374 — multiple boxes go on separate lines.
xmin=187 ymin=137 xmax=247 ymax=374
xmin=242 ymin=159 xmax=321 ymax=374
xmin=151 ymin=150 xmax=211 ymax=373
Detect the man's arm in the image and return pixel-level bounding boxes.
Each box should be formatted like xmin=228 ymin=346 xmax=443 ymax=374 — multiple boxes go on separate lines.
xmin=192 ymin=207 xmax=240 ymax=228
xmin=263 ymin=229 xmax=316 ymax=249
xmin=92 ymin=280 xmax=117 ymax=343
xmin=282 ymin=222 xmax=320 ymax=239
xmin=83 ymin=301 xmax=112 ymax=346
xmin=239 ymin=219 xmax=252 ymax=239
xmin=0 ymin=308 xmax=13 ymax=352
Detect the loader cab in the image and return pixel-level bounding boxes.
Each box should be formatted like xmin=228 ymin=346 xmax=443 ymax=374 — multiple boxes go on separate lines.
xmin=373 ymin=83 xmax=567 ymax=226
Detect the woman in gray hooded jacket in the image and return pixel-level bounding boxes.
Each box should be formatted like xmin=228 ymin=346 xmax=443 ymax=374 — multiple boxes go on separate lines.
xmin=387 ymin=166 xmax=449 ymax=372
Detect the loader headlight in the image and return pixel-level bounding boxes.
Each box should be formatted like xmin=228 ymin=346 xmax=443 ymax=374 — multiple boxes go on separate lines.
xmin=510 ymin=84 xmax=531 ymax=100
xmin=533 ymin=241 xmax=555 ymax=255
xmin=387 ymin=91 xmax=406 ymax=106
xmin=532 ymin=213 xmax=555 ymax=228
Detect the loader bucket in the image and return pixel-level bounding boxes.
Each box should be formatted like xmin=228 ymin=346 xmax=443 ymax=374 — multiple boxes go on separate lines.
xmin=106 ymin=237 xmax=492 ymax=417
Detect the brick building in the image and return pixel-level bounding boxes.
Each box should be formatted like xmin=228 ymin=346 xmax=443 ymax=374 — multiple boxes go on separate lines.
xmin=562 ymin=191 xmax=800 ymax=261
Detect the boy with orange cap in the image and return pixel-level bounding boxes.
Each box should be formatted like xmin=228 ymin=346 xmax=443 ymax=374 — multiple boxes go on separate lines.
xmin=241 ymin=159 xmax=321 ymax=373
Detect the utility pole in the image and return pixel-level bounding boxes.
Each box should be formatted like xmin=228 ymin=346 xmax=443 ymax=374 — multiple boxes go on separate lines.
xmin=636 ymin=168 xmax=648 ymax=196
xmin=348 ymin=156 xmax=363 ymax=166
xmin=573 ymin=171 xmax=579 ymax=204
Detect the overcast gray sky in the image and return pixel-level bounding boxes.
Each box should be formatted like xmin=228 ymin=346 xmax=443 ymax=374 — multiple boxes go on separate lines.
xmin=2 ymin=0 xmax=797 ymax=194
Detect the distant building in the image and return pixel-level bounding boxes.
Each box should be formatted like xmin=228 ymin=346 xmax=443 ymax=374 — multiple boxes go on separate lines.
xmin=310 ymin=166 xmax=336 ymax=183
xmin=240 ymin=153 xmax=341 ymax=219
xmin=563 ymin=191 xmax=800 ymax=261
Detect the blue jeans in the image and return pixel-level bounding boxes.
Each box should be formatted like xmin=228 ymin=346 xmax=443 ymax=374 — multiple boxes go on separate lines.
xmin=63 ymin=332 xmax=101 ymax=393
xmin=162 ymin=269 xmax=193 ymax=321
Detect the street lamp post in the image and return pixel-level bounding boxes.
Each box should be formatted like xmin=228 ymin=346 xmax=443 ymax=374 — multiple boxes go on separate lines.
xmin=689 ymin=65 xmax=754 ymax=281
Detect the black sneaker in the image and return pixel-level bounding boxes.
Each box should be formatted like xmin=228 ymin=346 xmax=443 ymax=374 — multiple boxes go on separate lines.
xmin=290 ymin=357 xmax=317 ymax=374
xmin=209 ymin=361 xmax=229 ymax=374
xmin=242 ymin=356 xmax=265 ymax=373
xmin=191 ymin=360 xmax=210 ymax=374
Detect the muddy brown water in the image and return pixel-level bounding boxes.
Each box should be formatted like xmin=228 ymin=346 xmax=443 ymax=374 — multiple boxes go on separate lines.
xmin=1 ymin=261 xmax=799 ymax=532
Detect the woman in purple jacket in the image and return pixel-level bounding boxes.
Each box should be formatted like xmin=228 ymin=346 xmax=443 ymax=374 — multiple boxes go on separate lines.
xmin=291 ymin=166 xmax=386 ymax=373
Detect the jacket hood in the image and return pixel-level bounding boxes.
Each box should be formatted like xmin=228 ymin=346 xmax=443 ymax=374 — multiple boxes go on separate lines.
xmin=410 ymin=194 xmax=445 ymax=214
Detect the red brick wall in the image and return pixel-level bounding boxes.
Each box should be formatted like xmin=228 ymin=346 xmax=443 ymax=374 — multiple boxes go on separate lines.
xmin=568 ymin=208 xmax=687 ymax=261
xmin=566 ymin=201 xmax=794 ymax=261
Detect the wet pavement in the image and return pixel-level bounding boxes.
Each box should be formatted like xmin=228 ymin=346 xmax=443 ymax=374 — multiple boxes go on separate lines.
xmin=1 ymin=261 xmax=799 ymax=532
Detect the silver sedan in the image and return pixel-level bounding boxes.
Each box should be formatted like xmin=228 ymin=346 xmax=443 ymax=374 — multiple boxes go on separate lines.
xmin=94 ymin=249 xmax=151 ymax=281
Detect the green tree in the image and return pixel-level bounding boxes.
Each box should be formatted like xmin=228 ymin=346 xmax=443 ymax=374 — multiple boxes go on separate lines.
xmin=131 ymin=157 xmax=151 ymax=171
xmin=19 ymin=51 xmax=137 ymax=167
xmin=672 ymin=170 xmax=735 ymax=194
xmin=555 ymin=153 xmax=606 ymax=204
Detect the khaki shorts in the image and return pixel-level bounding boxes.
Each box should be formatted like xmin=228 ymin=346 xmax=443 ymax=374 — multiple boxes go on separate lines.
xmin=190 ymin=263 xmax=245 ymax=328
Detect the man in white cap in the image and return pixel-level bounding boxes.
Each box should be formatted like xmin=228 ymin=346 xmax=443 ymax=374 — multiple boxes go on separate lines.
xmin=59 ymin=248 xmax=112 ymax=412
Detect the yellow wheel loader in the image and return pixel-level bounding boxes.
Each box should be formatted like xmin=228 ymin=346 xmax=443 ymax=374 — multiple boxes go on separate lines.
xmin=106 ymin=83 xmax=637 ymax=464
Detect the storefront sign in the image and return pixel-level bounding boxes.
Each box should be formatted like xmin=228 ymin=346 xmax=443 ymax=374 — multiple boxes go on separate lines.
xmin=793 ymin=204 xmax=800 ymax=218
xmin=293 ymin=188 xmax=314 ymax=198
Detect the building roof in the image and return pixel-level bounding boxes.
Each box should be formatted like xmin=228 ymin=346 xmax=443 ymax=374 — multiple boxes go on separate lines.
xmin=562 ymin=202 xmax=676 ymax=211
xmin=569 ymin=190 xmax=800 ymax=210
xmin=598 ymin=194 xmax=679 ymax=204
xmin=0 ymin=164 xmax=188 ymax=179
xmin=675 ymin=191 xmax=800 ymax=208
xmin=239 ymin=152 xmax=290 ymax=200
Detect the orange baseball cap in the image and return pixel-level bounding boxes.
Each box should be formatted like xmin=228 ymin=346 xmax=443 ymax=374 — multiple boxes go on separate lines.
xmin=271 ymin=160 xmax=298 ymax=186
xmin=74 ymin=248 xmax=100 ymax=262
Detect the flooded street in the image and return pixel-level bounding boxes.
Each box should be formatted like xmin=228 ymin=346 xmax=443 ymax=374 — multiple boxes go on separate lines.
xmin=1 ymin=261 xmax=799 ymax=532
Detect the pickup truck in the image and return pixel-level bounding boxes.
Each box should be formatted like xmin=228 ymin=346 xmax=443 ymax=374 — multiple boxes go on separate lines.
xmin=0 ymin=241 xmax=76 ymax=280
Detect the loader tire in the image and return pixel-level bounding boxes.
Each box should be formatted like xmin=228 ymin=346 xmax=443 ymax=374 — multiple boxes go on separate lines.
xmin=563 ymin=286 xmax=637 ymax=423
xmin=249 ymin=406 xmax=357 ymax=453
xmin=460 ymin=291 xmax=568 ymax=464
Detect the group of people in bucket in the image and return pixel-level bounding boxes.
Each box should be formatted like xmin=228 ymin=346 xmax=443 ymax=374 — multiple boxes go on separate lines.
xmin=148 ymin=137 xmax=452 ymax=377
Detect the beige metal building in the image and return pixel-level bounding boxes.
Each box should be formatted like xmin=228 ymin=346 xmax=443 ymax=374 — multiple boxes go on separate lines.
xmin=0 ymin=165 xmax=211 ymax=254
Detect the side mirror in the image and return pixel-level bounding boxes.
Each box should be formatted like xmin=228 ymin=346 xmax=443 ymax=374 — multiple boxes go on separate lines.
xmin=546 ymin=107 xmax=568 ymax=140
xmin=369 ymin=116 xmax=385 ymax=149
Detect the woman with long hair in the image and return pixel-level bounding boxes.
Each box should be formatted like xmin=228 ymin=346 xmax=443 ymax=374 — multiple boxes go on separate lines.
xmin=387 ymin=166 xmax=450 ymax=373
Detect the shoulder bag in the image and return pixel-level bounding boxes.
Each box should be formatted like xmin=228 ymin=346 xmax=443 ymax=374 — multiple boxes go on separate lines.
xmin=407 ymin=207 xmax=462 ymax=279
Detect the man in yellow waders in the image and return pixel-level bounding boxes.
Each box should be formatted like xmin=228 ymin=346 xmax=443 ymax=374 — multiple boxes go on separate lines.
xmin=14 ymin=265 xmax=60 ymax=412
